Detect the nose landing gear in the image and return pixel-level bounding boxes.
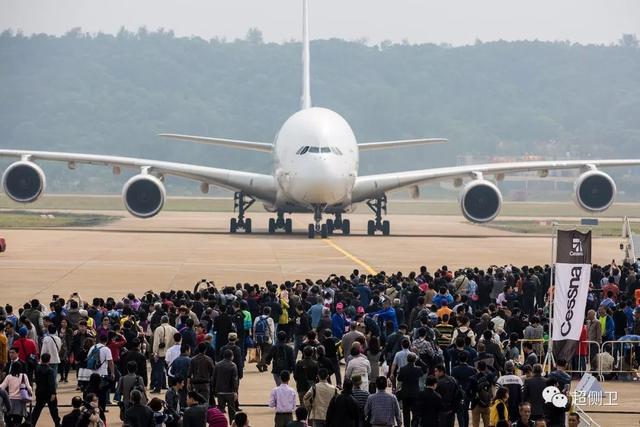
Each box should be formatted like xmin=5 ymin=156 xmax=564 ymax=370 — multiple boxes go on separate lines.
xmin=268 ymin=212 xmax=293 ymax=234
xmin=308 ymin=204 xmax=328 ymax=238
xmin=230 ymin=192 xmax=254 ymax=233
xmin=366 ymin=195 xmax=390 ymax=235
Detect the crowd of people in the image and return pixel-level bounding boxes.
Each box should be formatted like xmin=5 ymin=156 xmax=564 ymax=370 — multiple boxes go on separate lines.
xmin=0 ymin=260 xmax=638 ymax=427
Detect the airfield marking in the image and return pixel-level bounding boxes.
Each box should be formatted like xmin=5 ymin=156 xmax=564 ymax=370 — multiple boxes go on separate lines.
xmin=323 ymin=238 xmax=376 ymax=274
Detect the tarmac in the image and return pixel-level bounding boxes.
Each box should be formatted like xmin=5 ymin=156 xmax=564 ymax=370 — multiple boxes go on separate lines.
xmin=1 ymin=210 xmax=638 ymax=426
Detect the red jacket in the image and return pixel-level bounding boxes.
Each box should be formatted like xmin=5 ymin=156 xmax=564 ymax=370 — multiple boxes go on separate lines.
xmin=14 ymin=337 xmax=37 ymax=362
xmin=577 ymin=326 xmax=588 ymax=356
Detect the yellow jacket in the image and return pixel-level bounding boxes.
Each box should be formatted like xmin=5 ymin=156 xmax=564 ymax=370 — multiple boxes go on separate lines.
xmin=279 ymin=298 xmax=290 ymax=325
xmin=489 ymin=399 xmax=509 ymax=427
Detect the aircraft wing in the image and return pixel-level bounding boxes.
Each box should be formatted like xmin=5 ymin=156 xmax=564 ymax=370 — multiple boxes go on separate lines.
xmin=352 ymin=159 xmax=640 ymax=202
xmin=358 ymin=138 xmax=447 ymax=151
xmin=158 ymin=133 xmax=273 ymax=152
xmin=0 ymin=149 xmax=277 ymax=202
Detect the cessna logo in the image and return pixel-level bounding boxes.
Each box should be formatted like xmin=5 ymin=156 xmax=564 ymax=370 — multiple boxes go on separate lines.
xmin=560 ymin=266 xmax=582 ymax=336
xmin=569 ymin=238 xmax=583 ymax=256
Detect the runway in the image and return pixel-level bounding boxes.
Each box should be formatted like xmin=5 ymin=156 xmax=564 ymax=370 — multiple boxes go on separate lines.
xmin=0 ymin=211 xmax=623 ymax=306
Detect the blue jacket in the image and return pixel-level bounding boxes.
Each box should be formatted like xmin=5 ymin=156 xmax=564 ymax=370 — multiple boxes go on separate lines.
xmin=308 ymin=303 xmax=324 ymax=329
xmin=355 ymin=285 xmax=372 ymax=308
xmin=370 ymin=307 xmax=398 ymax=331
xmin=331 ymin=313 xmax=347 ymax=339
xmin=432 ymin=293 xmax=454 ymax=308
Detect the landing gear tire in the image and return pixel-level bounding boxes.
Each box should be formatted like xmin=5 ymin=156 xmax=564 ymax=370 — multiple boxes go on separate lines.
xmin=320 ymin=224 xmax=328 ymax=239
xmin=230 ymin=218 xmax=238 ymax=233
xmin=308 ymin=224 xmax=315 ymax=239
xmin=367 ymin=220 xmax=375 ymax=236
xmin=285 ymin=218 xmax=293 ymax=234
xmin=268 ymin=218 xmax=276 ymax=234
xmin=244 ymin=218 xmax=252 ymax=233
xmin=382 ymin=220 xmax=390 ymax=236
xmin=342 ymin=219 xmax=350 ymax=235
xmin=326 ymin=219 xmax=334 ymax=235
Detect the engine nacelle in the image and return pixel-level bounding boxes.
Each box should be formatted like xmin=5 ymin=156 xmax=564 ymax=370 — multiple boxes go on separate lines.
xmin=1 ymin=161 xmax=46 ymax=203
xmin=122 ymin=174 xmax=166 ymax=218
xmin=574 ymin=170 xmax=616 ymax=212
xmin=459 ymin=179 xmax=502 ymax=223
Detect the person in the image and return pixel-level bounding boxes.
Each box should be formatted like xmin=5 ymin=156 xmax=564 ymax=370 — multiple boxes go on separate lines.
xmin=182 ymin=391 xmax=208 ymax=427
xmin=149 ymin=397 xmax=169 ymax=427
xmin=364 ymin=376 xmax=402 ymax=427
xmin=320 ymin=329 xmax=342 ymax=386
xmin=212 ymin=348 xmax=239 ymax=422
xmin=165 ymin=376 xmax=185 ymax=426
xmin=151 ymin=316 xmax=178 ymax=393
xmin=341 ymin=322 xmax=365 ymax=364
xmin=468 ymin=361 xmax=495 ymax=427
xmin=496 ymin=361 xmax=523 ymax=423
xmin=512 ymin=402 xmax=535 ymax=427
xmin=268 ymin=370 xmax=298 ymax=427
xmin=188 ymin=342 xmax=215 ymax=403
xmin=87 ymin=334 xmax=115 ymax=407
xmin=325 ymin=378 xmax=360 ymax=427
xmin=121 ymin=338 xmax=149 ymax=386
xmin=219 ymin=332 xmax=244 ymax=381
xmin=396 ymin=353 xmax=422 ymax=427
xmin=254 ymin=307 xmax=276 ymax=373
xmin=61 ymin=396 xmax=84 ymax=427
xmin=14 ymin=327 xmax=37 ymax=380
xmin=451 ymin=351 xmax=476 ymax=427
xmin=287 ymin=406 xmax=309 ymax=427
xmin=207 ymin=405 xmax=229 ymax=427
xmin=124 ymin=389 xmax=155 ymax=427
xmin=31 ymin=352 xmax=61 ymax=427
xmin=542 ymin=378 xmax=571 ymax=427
xmin=165 ymin=333 xmax=183 ymax=370
xmin=547 ymin=360 xmax=571 ymax=393
xmin=350 ymin=375 xmax=370 ymax=427
xmin=168 ymin=344 xmax=192 ymax=381
xmin=266 ymin=331 xmax=296 ymax=386
xmin=118 ymin=361 xmax=148 ymax=414
xmin=77 ymin=393 xmax=104 ymax=427
xmin=230 ymin=411 xmax=249 ymax=427
xmin=435 ymin=364 xmax=462 ymax=427
xmin=294 ymin=346 xmax=319 ymax=405
xmin=489 ymin=387 xmax=509 ymax=427
xmin=522 ymin=364 xmax=546 ymax=421
xmin=415 ymin=375 xmax=443 ymax=427
xmin=345 ymin=347 xmax=372 ymax=392
xmin=304 ymin=368 xmax=337 ymax=427
xmin=566 ymin=413 xmax=580 ymax=427
xmin=0 ymin=362 xmax=33 ymax=426
xmin=41 ymin=324 xmax=63 ymax=386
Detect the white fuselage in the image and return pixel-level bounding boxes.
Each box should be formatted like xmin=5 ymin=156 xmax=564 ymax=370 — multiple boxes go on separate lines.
xmin=273 ymin=107 xmax=358 ymax=211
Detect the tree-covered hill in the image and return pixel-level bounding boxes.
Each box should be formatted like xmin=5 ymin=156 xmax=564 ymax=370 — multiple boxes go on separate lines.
xmin=1 ymin=29 xmax=639 ymax=194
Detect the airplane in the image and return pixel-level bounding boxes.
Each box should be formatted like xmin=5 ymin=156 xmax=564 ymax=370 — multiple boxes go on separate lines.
xmin=1 ymin=0 xmax=639 ymax=239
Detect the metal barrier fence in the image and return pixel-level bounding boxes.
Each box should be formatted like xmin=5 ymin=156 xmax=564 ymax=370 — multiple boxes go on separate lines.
xmin=600 ymin=340 xmax=640 ymax=381
xmin=565 ymin=340 xmax=602 ymax=380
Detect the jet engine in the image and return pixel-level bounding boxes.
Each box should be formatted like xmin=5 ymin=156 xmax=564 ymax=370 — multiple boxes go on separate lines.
xmin=459 ymin=179 xmax=502 ymax=223
xmin=574 ymin=170 xmax=616 ymax=212
xmin=122 ymin=174 xmax=166 ymax=218
xmin=1 ymin=161 xmax=46 ymax=203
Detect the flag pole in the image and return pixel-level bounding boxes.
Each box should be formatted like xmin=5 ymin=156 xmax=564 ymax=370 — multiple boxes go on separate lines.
xmin=544 ymin=222 xmax=558 ymax=373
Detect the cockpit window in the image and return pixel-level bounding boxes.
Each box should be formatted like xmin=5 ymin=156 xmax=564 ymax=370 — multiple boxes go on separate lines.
xmin=320 ymin=147 xmax=331 ymax=153
xmin=332 ymin=147 xmax=343 ymax=155
xmin=308 ymin=146 xmax=320 ymax=153
xmin=297 ymin=145 xmax=342 ymax=155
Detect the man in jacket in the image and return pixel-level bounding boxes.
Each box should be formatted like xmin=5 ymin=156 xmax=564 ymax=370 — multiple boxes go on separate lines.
xmin=151 ymin=316 xmax=178 ymax=393
xmin=294 ymin=346 xmax=319 ymax=405
xmin=31 ymin=353 xmax=61 ymax=427
xmin=266 ymin=331 xmax=296 ymax=386
xmin=496 ymin=360 xmax=523 ymax=422
xmin=417 ymin=376 xmax=444 ymax=427
xmin=304 ymin=368 xmax=337 ymax=427
xmin=522 ymin=364 xmax=546 ymax=421
xmin=182 ymin=391 xmax=208 ymax=427
xmin=218 ymin=333 xmax=244 ymax=379
xmin=61 ymin=396 xmax=83 ymax=427
xmin=364 ymin=375 xmax=402 ymax=427
xmin=397 ymin=353 xmax=422 ymax=427
xmin=188 ymin=342 xmax=215 ymax=404
xmin=586 ymin=310 xmax=602 ymax=366
xmin=120 ymin=338 xmax=148 ymax=387
xmin=467 ymin=361 xmax=495 ymax=427
xmin=212 ymin=349 xmax=238 ymax=422
xmin=325 ymin=378 xmax=359 ymax=427
xmin=124 ymin=390 xmax=154 ymax=427
xmin=435 ymin=364 xmax=461 ymax=427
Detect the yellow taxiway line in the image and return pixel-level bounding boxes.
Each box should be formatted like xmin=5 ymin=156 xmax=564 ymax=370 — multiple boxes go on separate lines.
xmin=323 ymin=238 xmax=376 ymax=275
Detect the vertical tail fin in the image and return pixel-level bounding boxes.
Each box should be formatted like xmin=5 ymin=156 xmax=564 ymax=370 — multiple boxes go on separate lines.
xmin=300 ymin=0 xmax=311 ymax=110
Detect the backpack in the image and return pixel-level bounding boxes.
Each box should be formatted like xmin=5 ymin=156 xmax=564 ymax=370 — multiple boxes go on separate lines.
xmin=255 ymin=316 xmax=270 ymax=344
xmin=86 ymin=345 xmax=104 ymax=370
xmin=243 ymin=311 xmax=252 ymax=331
xmin=475 ymin=375 xmax=494 ymax=408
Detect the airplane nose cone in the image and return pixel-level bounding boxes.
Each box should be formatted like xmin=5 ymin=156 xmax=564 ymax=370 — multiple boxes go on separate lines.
xmin=295 ymin=158 xmax=349 ymax=204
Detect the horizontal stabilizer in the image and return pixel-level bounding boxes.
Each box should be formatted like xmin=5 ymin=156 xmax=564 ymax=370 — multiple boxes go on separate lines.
xmin=158 ymin=133 xmax=272 ymax=153
xmin=358 ymin=138 xmax=448 ymax=151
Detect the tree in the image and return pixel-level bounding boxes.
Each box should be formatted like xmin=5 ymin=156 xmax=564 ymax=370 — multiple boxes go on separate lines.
xmin=619 ymin=33 xmax=639 ymax=48
xmin=245 ymin=27 xmax=263 ymax=44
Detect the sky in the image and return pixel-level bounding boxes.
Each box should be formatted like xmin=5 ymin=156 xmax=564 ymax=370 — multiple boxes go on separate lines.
xmin=1 ymin=0 xmax=639 ymax=46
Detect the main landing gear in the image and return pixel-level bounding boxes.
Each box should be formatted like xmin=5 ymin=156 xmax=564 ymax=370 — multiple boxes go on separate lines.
xmin=230 ymin=191 xmax=254 ymax=233
xmin=366 ymin=195 xmax=390 ymax=236
xmin=326 ymin=212 xmax=350 ymax=235
xmin=268 ymin=212 xmax=293 ymax=234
